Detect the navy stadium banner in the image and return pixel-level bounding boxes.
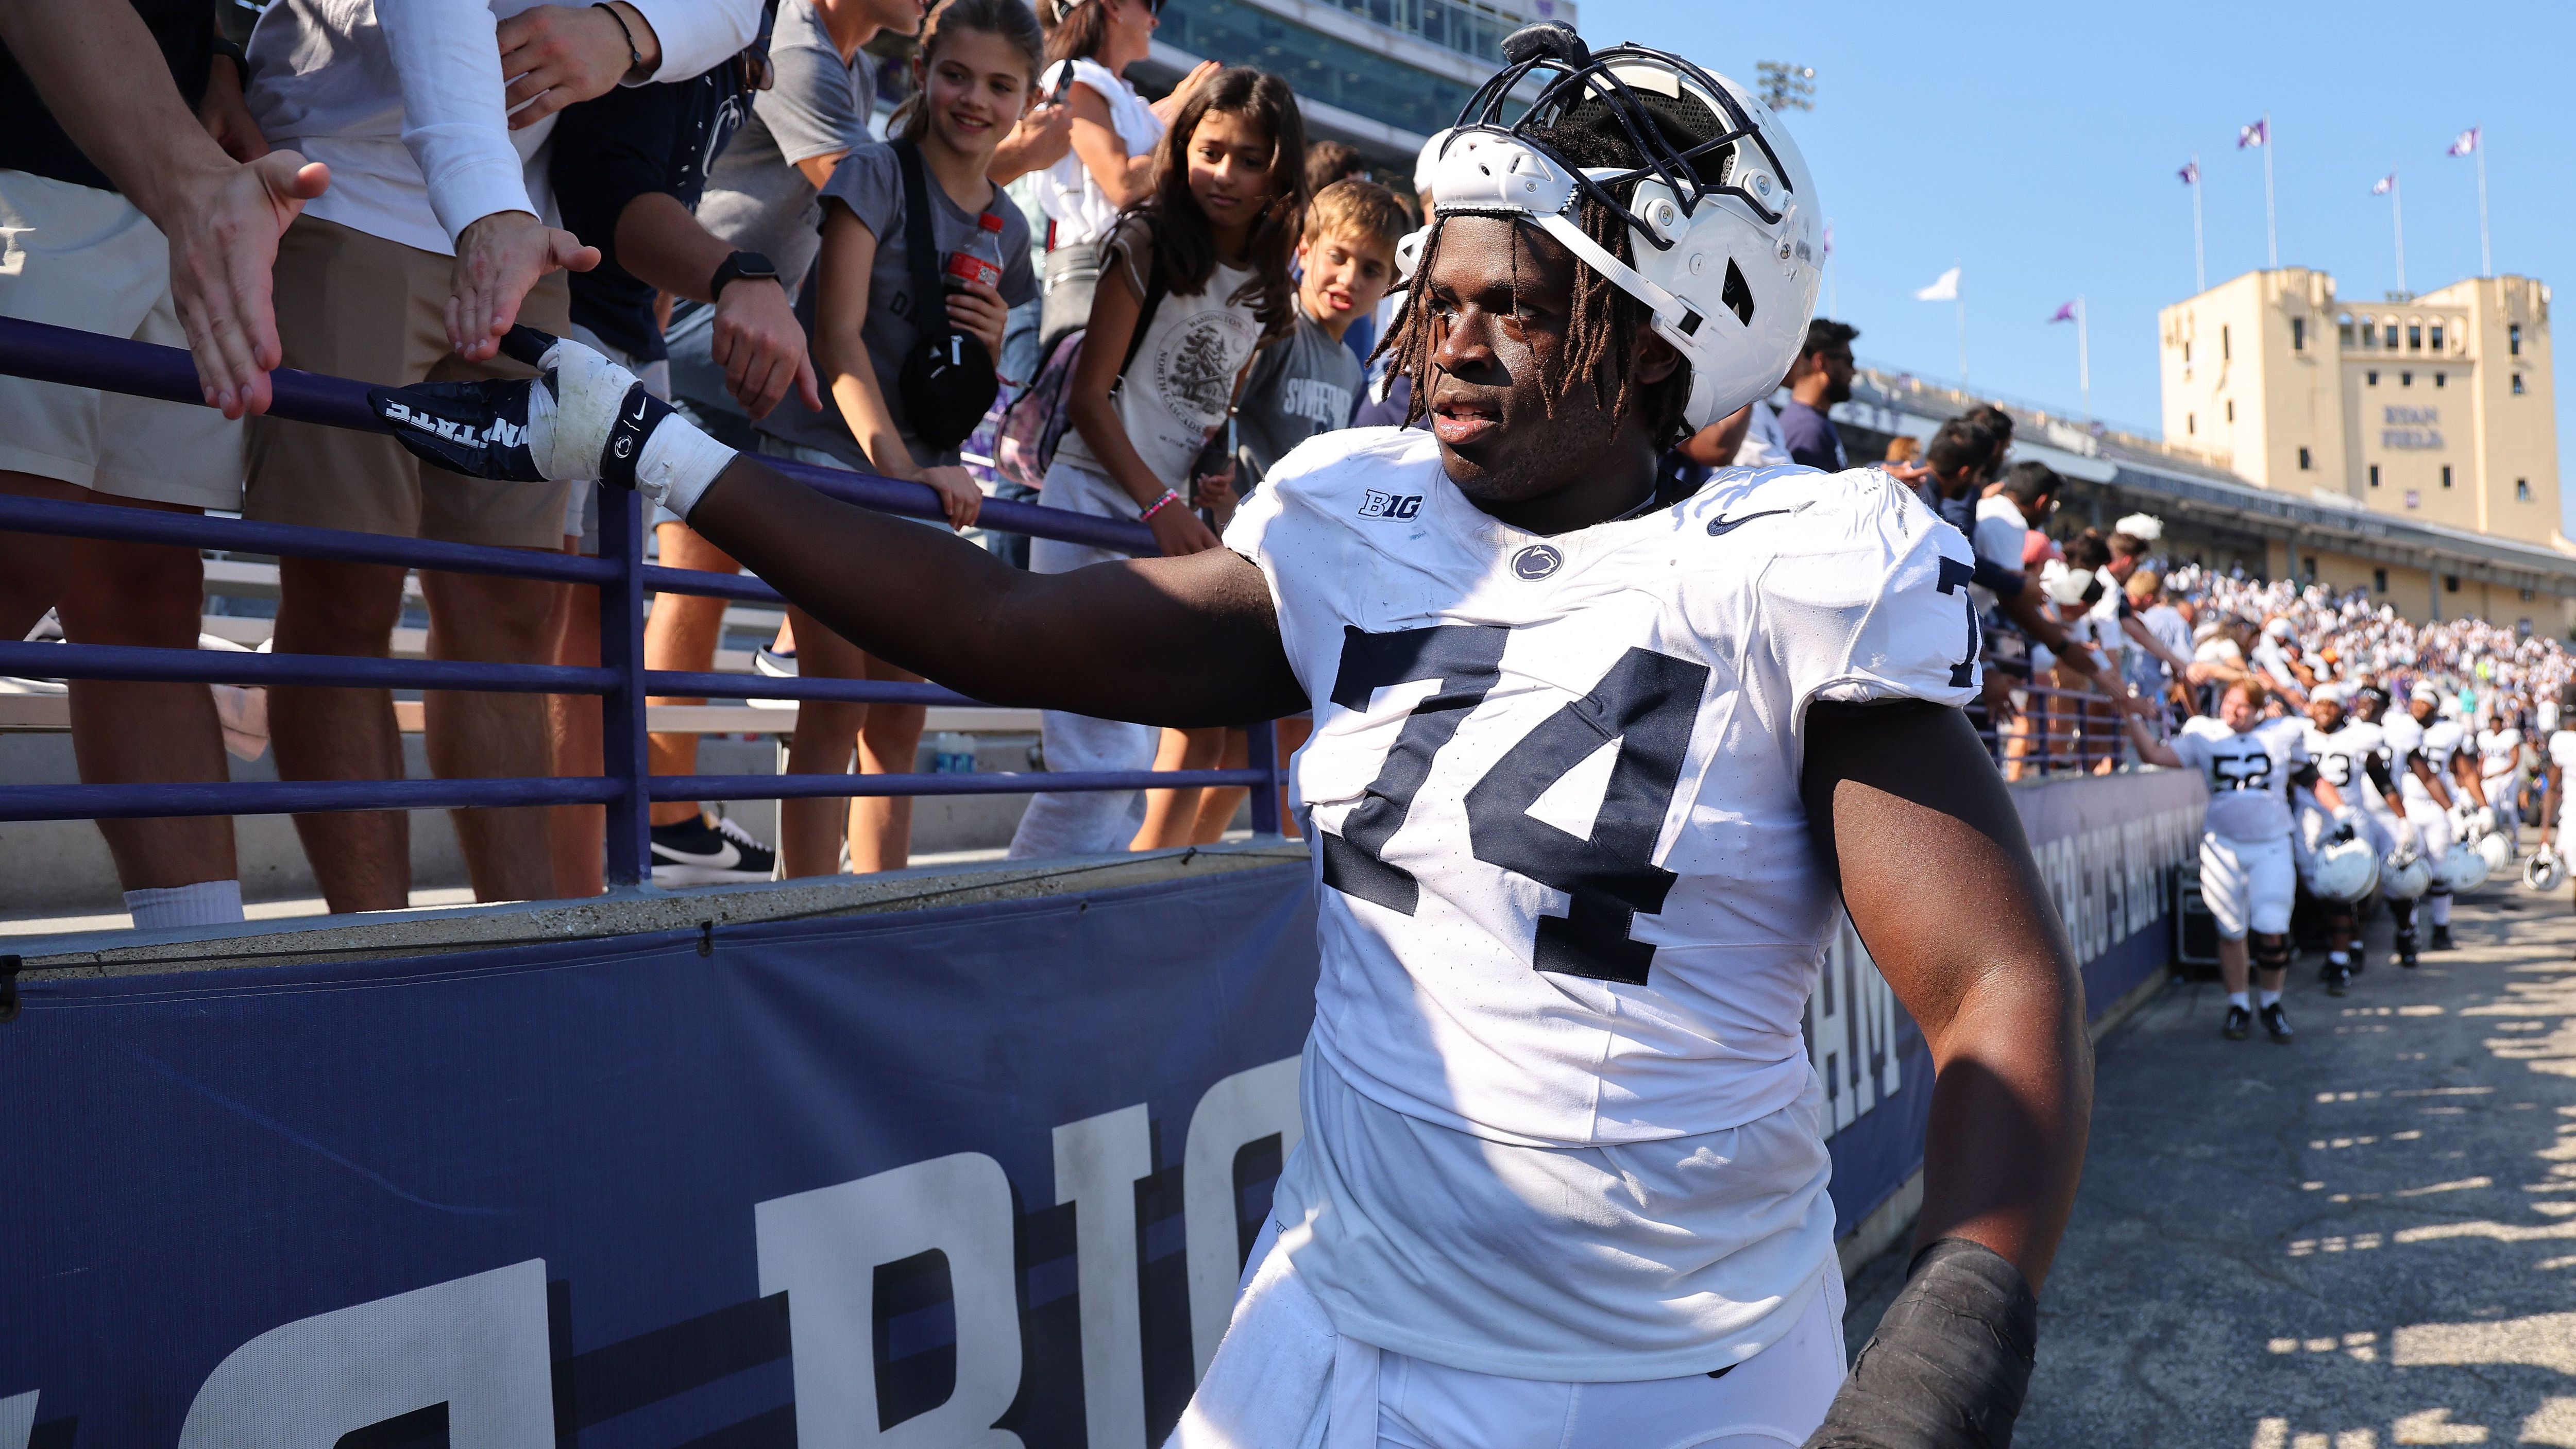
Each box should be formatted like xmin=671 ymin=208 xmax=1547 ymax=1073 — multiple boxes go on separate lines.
xmin=0 ymin=772 xmax=2199 ymax=1447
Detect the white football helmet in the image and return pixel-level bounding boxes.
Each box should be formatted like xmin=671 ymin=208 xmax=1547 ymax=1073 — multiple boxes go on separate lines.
xmin=2308 ymin=834 xmax=2380 ymax=903
xmin=2439 ymin=844 xmax=2490 ymax=893
xmin=2523 ymin=845 xmax=2567 ymax=893
xmin=2476 ymin=831 xmax=2513 ymax=877
xmin=2449 ymin=800 xmax=2484 ymax=842
xmin=2381 ymin=848 xmax=2433 ymax=901
xmin=1417 ymin=24 xmax=1821 ymax=431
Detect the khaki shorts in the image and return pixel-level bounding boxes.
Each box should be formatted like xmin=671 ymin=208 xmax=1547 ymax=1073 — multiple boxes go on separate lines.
xmin=245 ymin=214 xmax=572 ymax=548
xmin=0 ymin=168 xmax=244 ymax=508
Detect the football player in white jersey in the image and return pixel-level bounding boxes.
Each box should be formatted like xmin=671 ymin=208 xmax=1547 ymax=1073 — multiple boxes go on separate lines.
xmin=361 ymin=25 xmax=2092 ymax=1449
xmin=2300 ymin=685 xmax=2401 ymax=990
xmin=2125 ymin=679 xmax=2340 ymax=1039
xmin=2475 ymin=703 xmax=2524 ymax=852
xmin=2535 ymin=682 xmax=2576 ymax=907
xmin=2385 ymin=683 xmax=2465 ymax=952
xmin=2341 ymin=685 xmax=2430 ymax=966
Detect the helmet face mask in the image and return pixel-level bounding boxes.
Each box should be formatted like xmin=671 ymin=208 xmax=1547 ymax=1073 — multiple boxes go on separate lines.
xmin=1411 ymin=24 xmax=1822 ymax=433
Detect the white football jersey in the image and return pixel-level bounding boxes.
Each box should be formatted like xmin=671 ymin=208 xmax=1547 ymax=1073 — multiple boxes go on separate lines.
xmin=2306 ymin=719 xmax=2388 ymax=810
xmin=1227 ymin=429 xmax=1981 ymax=1147
xmin=2551 ymin=729 xmax=2576 ymax=778
xmin=2479 ymin=726 xmax=2525 ymax=782
xmin=2173 ymin=718 xmax=2307 ymax=843
xmin=2386 ymin=712 xmax=2436 ymax=805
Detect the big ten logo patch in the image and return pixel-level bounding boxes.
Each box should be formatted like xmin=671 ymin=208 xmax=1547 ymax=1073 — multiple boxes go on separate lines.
xmin=1358 ymin=490 xmax=1422 ymax=520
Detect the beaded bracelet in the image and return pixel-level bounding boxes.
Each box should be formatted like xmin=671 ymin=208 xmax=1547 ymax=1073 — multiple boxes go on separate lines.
xmin=1138 ymin=489 xmax=1184 ymax=522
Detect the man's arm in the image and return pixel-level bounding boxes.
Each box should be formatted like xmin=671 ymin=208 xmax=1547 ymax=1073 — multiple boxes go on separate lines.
xmin=2410 ymin=753 xmax=2454 ymax=810
xmin=684 ymin=458 xmax=1307 ymax=725
xmin=0 ymin=0 xmax=330 ymax=417
xmin=2542 ymin=761 xmax=2562 ymax=849
xmin=2120 ymin=712 xmax=2184 ymax=769
xmin=615 ymin=194 xmax=818 ymax=416
xmin=1804 ymin=702 xmax=2090 ymax=1284
xmin=497 ymin=0 xmax=761 ymax=127
xmin=988 ymin=101 xmax=1072 ymax=186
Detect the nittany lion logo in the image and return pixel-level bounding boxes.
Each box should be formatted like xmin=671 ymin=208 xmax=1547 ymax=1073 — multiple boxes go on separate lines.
xmin=1359 ymin=490 xmax=1422 ymax=520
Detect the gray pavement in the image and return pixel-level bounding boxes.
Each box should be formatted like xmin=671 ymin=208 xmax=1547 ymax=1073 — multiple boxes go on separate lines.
xmin=1992 ymin=888 xmax=2576 ymax=1447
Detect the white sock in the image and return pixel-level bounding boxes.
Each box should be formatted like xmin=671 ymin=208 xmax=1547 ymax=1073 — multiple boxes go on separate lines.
xmin=2228 ymin=991 xmax=2251 ymax=1011
xmin=2259 ymin=987 xmax=2283 ymax=1009
xmin=124 ymin=879 xmax=245 ymax=931
xmin=636 ymin=411 xmax=739 ymax=521
xmin=2329 ymin=949 xmax=2349 ymax=965
xmin=2429 ymin=895 xmax=2452 ymax=926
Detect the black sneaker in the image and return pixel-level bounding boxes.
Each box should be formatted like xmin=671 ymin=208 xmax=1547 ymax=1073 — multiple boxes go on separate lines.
xmin=650 ymin=813 xmax=776 ymax=886
xmin=2429 ymin=924 xmax=2458 ymax=951
xmin=2325 ymin=966 xmax=2351 ymax=997
xmin=2224 ymin=1004 xmax=2253 ymax=1041
xmin=2349 ymin=944 xmax=2367 ymax=976
xmin=2261 ymin=1001 xmax=2294 ymax=1043
xmin=2397 ymin=932 xmax=2420 ymax=968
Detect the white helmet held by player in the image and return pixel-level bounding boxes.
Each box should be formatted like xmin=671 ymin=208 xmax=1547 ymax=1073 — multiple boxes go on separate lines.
xmin=2308 ymin=834 xmax=2380 ymax=903
xmin=2475 ymin=830 xmax=2513 ymax=878
xmin=2381 ymin=847 xmax=2433 ymax=901
xmin=1415 ymin=23 xmax=1822 ymax=432
xmin=2439 ymin=842 xmax=2490 ymax=893
xmin=2524 ymin=845 xmax=2568 ymax=893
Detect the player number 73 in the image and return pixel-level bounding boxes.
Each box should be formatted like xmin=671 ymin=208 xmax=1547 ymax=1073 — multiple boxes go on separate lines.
xmin=1316 ymin=623 xmax=1708 ymax=986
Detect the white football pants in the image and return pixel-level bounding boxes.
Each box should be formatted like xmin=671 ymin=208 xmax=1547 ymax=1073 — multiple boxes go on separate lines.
xmin=2202 ymin=831 xmax=2296 ymax=940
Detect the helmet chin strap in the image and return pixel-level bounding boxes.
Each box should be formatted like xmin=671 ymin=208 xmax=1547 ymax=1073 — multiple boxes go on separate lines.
xmin=1527 ymin=211 xmax=1714 ymax=401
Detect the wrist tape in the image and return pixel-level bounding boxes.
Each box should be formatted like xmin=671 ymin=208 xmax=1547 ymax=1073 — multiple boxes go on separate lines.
xmin=1803 ymin=1238 xmax=2038 ymax=1449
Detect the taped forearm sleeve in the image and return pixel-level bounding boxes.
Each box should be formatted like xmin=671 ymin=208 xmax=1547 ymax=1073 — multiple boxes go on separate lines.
xmin=1803 ymin=1238 xmax=2039 ymax=1449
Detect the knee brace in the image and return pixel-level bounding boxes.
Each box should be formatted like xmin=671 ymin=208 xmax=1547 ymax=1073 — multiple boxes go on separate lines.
xmin=2251 ymin=932 xmax=2294 ymax=973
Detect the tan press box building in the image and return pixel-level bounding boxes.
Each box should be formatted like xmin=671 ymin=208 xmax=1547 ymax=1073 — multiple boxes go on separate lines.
xmin=2158 ymin=268 xmax=2568 ymax=627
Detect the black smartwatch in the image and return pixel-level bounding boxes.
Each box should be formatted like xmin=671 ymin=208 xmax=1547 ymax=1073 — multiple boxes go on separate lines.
xmin=708 ymin=250 xmax=779 ymax=299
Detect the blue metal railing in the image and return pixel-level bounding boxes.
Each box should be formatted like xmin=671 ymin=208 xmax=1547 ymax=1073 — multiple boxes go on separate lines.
xmin=0 ymin=316 xmax=1286 ymax=890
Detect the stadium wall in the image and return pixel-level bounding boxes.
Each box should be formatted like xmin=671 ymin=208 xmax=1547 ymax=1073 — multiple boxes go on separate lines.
xmin=0 ymin=773 xmax=2204 ymax=1445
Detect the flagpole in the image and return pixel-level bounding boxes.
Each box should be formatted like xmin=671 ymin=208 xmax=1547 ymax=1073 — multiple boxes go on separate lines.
xmin=2262 ymin=112 xmax=2278 ymax=268
xmin=2391 ymin=173 xmax=2407 ymax=295
xmin=2475 ymin=142 xmax=2492 ymax=277
xmin=2077 ymin=295 xmax=2090 ymax=420
xmin=2190 ymin=155 xmax=2207 ymax=293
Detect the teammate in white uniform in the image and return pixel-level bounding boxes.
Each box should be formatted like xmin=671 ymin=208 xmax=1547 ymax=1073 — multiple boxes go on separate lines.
xmin=2477 ymin=707 xmax=2527 ymax=853
xmin=2125 ymin=679 xmax=2339 ymax=1040
xmin=367 ymin=25 xmax=2093 ymax=1449
xmin=2388 ymin=684 xmax=2466 ymax=951
xmin=2300 ymin=686 xmax=2399 ymax=990
xmin=2343 ymin=685 xmax=2429 ymax=966
xmin=2535 ymin=683 xmax=2576 ymax=909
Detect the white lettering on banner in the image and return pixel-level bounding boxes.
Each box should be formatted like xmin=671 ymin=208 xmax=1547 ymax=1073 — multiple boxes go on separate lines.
xmin=756 ymin=1154 xmax=1024 ymax=1449
xmin=1053 ymin=1106 xmax=1154 ymax=1449
xmin=1805 ymin=801 xmax=2201 ymax=1141
xmin=176 ymin=1260 xmax=553 ymax=1449
xmin=0 ymin=1392 xmax=34 ymax=1449
xmin=1182 ymin=1057 xmax=1302 ymax=1382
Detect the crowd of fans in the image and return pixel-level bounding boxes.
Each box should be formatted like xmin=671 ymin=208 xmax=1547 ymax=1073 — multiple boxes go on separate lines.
xmin=4 ymin=0 xmax=2570 ymax=935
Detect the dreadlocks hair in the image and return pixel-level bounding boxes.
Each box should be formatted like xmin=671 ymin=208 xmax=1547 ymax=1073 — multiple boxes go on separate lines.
xmin=1376 ymin=108 xmax=1709 ymax=447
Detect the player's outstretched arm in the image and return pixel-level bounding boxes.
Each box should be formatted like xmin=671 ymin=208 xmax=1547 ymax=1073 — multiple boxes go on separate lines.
xmin=366 ymin=328 xmax=1305 ymax=728
xmin=686 ymin=457 xmax=1305 ymax=726
xmin=1798 ymin=699 xmax=2091 ymax=1448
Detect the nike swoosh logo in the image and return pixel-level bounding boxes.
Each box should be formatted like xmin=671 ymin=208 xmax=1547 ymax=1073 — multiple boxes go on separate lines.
xmin=625 ymin=391 xmax=652 ymax=423
xmin=1706 ymin=507 xmax=1794 ymax=537
xmin=653 ymin=840 xmax=741 ymax=869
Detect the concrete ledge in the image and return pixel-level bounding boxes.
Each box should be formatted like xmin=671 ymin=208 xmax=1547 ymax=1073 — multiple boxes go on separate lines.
xmin=7 ymin=841 xmax=1311 ymax=981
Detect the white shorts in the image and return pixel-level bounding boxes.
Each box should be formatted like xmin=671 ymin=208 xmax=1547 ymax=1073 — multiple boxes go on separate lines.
xmin=0 ymin=168 xmax=243 ymax=507
xmin=2201 ymin=831 xmax=2295 ymax=939
xmin=1170 ymin=1216 xmax=1847 ymax=1449
xmin=2403 ymin=798 xmax=2454 ymax=876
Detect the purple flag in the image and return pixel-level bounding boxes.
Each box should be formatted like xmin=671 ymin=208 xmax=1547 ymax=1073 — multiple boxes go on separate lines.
xmin=2238 ymin=118 xmax=2268 ymax=148
xmin=2371 ymin=173 xmax=2395 ymax=196
xmin=2448 ymin=126 xmax=2479 ymax=157
xmin=2178 ymin=159 xmax=2199 ymax=185
xmin=2049 ymin=301 xmax=2078 ymax=324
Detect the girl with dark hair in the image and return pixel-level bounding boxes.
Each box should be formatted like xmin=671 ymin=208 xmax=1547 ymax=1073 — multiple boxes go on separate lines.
xmin=768 ymin=0 xmax=1045 ymax=877
xmin=1006 ymin=65 xmax=1306 ymax=861
xmin=1029 ymin=0 xmax=1219 ymax=352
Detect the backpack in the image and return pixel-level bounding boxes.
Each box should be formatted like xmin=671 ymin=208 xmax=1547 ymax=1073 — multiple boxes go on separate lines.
xmin=993 ymin=259 xmax=1165 ymax=489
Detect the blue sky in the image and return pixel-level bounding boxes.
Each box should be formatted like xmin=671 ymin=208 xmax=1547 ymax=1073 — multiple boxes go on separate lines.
xmin=1581 ymin=0 xmax=2575 ymax=530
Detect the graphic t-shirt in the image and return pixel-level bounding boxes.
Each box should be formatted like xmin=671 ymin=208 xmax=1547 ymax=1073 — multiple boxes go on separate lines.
xmin=1233 ymin=304 xmax=1361 ymax=490
xmin=1053 ymin=235 xmax=1262 ymax=489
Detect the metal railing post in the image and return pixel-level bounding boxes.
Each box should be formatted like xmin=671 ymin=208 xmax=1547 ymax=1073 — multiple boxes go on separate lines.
xmin=1247 ymin=719 xmax=1280 ymax=837
xmin=599 ymin=488 xmax=652 ymax=888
